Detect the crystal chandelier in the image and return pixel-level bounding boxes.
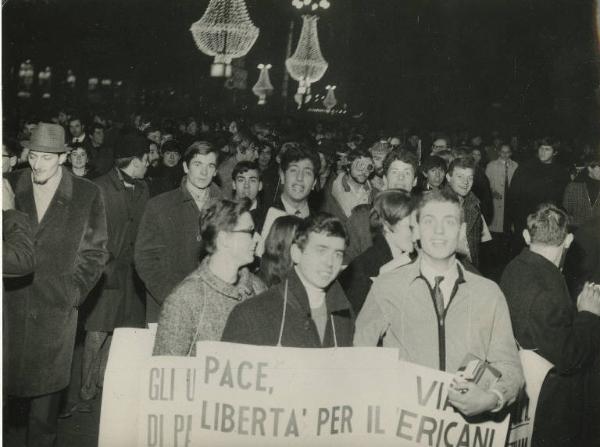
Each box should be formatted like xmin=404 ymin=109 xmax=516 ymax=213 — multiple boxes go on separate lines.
xmin=285 ymin=15 xmax=328 ymax=109
xmin=323 ymin=84 xmax=337 ymax=112
xmin=252 ymin=64 xmax=274 ymax=105
xmin=190 ymin=0 xmax=260 ymax=78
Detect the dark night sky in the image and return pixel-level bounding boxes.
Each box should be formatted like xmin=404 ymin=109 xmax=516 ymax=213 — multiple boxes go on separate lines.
xmin=3 ymin=0 xmax=599 ymax=139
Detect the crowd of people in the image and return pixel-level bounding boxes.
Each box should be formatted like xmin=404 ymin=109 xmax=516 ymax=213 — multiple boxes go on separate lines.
xmin=2 ymin=108 xmax=600 ymax=447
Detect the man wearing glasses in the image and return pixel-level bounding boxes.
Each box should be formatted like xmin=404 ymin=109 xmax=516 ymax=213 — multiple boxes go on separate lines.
xmin=325 ymin=148 xmax=377 ymax=220
xmin=135 ymin=141 xmax=223 ymax=323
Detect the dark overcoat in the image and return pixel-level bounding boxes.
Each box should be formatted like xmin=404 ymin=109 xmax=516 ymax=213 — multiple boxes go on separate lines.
xmin=222 ymin=269 xmax=354 ymax=348
xmin=500 ymin=249 xmax=600 ymax=447
xmin=134 ymin=181 xmax=222 ymax=323
xmin=4 ymin=167 xmax=108 ymax=397
xmin=84 ymin=168 xmax=149 ymax=330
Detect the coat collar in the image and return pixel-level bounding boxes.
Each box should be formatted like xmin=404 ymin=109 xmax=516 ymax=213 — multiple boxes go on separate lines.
xmin=196 ymin=257 xmax=256 ymax=301
xmin=12 ymin=166 xmax=74 ymax=234
xmin=283 ymin=268 xmax=350 ymax=316
xmin=516 ymin=247 xmax=561 ymax=276
xmin=177 ymin=179 xmax=222 ymax=206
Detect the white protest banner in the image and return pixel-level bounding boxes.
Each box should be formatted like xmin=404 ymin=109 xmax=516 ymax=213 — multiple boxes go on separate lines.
xmin=100 ymin=328 xmax=510 ymax=447
xmin=506 ymin=349 xmax=553 ymax=447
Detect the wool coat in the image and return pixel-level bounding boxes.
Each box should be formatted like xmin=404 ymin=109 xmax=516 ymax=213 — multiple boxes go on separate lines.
xmin=84 ymin=168 xmax=149 ymax=331
xmin=134 ymin=181 xmax=222 ymax=323
xmin=4 ymin=167 xmax=108 ymax=397
xmin=562 ymin=180 xmax=600 ymax=228
xmin=3 ymin=209 xmax=35 ymax=277
xmin=501 ymin=249 xmax=600 ymax=447
xmin=222 ymin=269 xmax=354 ymax=348
xmin=153 ymin=258 xmax=266 ymax=356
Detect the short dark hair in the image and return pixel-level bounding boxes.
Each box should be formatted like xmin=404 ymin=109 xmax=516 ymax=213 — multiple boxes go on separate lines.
xmin=232 ymin=160 xmax=261 ymax=181
xmin=416 ymin=189 xmax=464 ymax=223
xmin=199 ymin=198 xmax=252 ymax=255
xmin=68 ymin=115 xmax=84 ymax=126
xmin=279 ymin=143 xmax=321 ymax=175
xmin=421 ymin=155 xmax=447 ymax=173
xmin=526 ymin=203 xmax=569 ymax=246
xmin=293 ymin=212 xmax=348 ymax=251
xmin=90 ymin=123 xmax=105 ymax=133
xmin=370 ymin=190 xmax=415 ymax=234
xmin=3 ymin=138 xmax=21 ymax=158
xmin=534 ymin=137 xmax=559 ymax=151
xmin=383 ymin=148 xmax=418 ymax=177
xmin=346 ymin=148 xmax=373 ymax=165
xmin=115 ymin=156 xmax=138 ymax=169
xmin=183 ymin=141 xmax=219 ymax=166
xmin=447 ymin=156 xmax=475 ymax=176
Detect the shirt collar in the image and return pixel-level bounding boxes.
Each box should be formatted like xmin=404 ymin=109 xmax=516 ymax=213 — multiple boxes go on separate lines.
xmin=419 ymin=255 xmax=459 ymax=287
xmin=281 ymin=194 xmax=309 ymax=217
xmin=294 ymin=266 xmax=326 ymax=308
xmin=32 ymin=165 xmax=63 ymax=191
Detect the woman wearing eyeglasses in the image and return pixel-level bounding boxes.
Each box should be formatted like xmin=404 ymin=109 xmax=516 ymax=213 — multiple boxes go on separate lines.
xmin=153 ymin=198 xmax=266 ymax=356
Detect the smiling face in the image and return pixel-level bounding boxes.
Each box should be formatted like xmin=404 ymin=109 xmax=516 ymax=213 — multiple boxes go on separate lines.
xmin=418 ymin=200 xmax=463 ymax=263
xmin=446 ymin=166 xmax=474 ymax=197
xmin=291 ymin=232 xmax=346 ymax=290
xmin=280 ymin=158 xmax=316 ymax=204
xmin=69 ymin=147 xmax=88 ymax=169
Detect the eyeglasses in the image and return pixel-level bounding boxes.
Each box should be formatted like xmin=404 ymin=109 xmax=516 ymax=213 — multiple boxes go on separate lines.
xmin=229 ymin=228 xmax=255 ymax=235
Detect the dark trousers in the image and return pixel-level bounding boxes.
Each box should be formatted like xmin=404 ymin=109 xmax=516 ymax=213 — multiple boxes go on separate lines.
xmin=27 ymin=391 xmax=62 ymax=447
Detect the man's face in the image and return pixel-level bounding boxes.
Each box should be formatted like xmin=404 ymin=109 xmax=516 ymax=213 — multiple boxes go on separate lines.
xmin=23 ymin=123 xmax=36 ymax=139
xmin=446 ymin=167 xmax=474 ymax=197
xmin=538 ymin=145 xmax=555 ymax=164
xmin=2 ymin=146 xmax=17 ymax=174
xmin=588 ymin=164 xmax=600 ymax=181
xmin=258 ymin=147 xmax=272 ymax=168
xmin=69 ymin=120 xmax=84 ymax=138
xmin=69 ymin=148 xmax=88 ymax=169
xmin=184 ymin=152 xmax=217 ymax=190
xmin=349 ymin=156 xmax=373 ymax=185
xmin=418 ymin=201 xmax=463 ymax=262
xmin=371 ymin=152 xmax=386 ymax=176
xmin=425 ymin=166 xmax=445 ymax=188
xmin=147 ymin=130 xmax=162 ymax=145
xmin=236 ymin=141 xmax=258 ymax=162
xmin=408 ymin=135 xmax=419 ymax=147
xmin=91 ymin=128 xmax=105 ymax=146
xmin=132 ymin=153 xmax=150 ymax=179
xmin=29 ymin=151 xmax=66 ymax=184
xmin=292 ymin=232 xmax=345 ymax=289
xmin=187 ymin=121 xmax=198 ymax=135
xmin=58 ymin=112 xmax=69 ymax=125
xmin=499 ymin=145 xmax=512 ymax=161
xmin=280 ymin=158 xmax=316 ymax=203
xmin=233 ymin=169 xmax=261 ymax=201
xmin=385 ymin=160 xmax=416 ymax=192
xmin=148 ymin=144 xmax=160 ymax=163
xmin=162 ymin=150 xmax=181 ymax=168
xmin=431 ymin=139 xmax=448 ymax=153
xmin=471 ymin=149 xmax=482 ymax=165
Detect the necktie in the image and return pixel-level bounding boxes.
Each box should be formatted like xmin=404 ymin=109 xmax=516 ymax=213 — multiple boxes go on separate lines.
xmin=294 ymin=209 xmax=302 ymax=217
xmin=434 ymin=276 xmax=445 ymax=317
xmin=503 ymin=161 xmax=510 ymax=233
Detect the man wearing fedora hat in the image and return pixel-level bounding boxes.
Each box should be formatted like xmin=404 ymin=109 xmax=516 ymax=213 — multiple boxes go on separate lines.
xmin=4 ymin=122 xmax=108 ymax=447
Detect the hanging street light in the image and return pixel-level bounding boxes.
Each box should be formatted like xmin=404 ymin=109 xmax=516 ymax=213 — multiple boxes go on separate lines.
xmin=285 ymin=15 xmax=328 ymax=109
xmin=252 ymin=64 xmax=274 ymax=105
xmin=323 ymin=84 xmax=337 ymax=112
xmin=190 ymin=0 xmax=259 ymax=78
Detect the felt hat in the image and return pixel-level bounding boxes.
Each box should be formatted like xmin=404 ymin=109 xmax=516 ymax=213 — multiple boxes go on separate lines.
xmin=25 ymin=122 xmax=68 ymax=153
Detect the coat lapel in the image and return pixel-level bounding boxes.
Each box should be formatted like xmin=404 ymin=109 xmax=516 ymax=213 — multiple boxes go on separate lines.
xmin=12 ymin=170 xmax=39 ymax=233
xmin=36 ymin=168 xmax=73 ymax=237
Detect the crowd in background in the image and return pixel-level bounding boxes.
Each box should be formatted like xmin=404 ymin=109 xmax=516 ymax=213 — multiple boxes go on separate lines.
xmin=2 ymin=104 xmax=600 ymax=447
